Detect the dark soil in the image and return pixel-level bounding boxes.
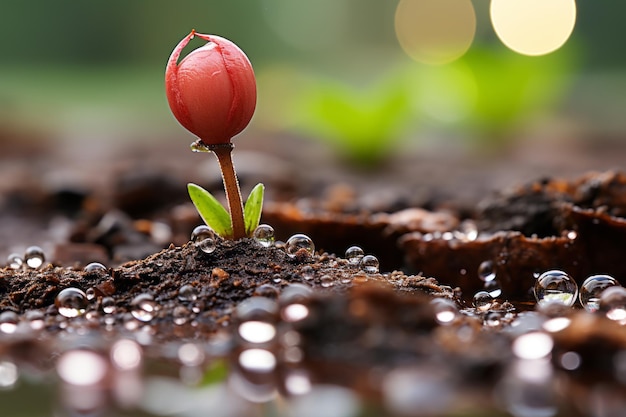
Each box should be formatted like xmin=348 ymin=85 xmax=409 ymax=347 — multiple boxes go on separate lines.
xmin=3 ymin=131 xmax=626 ymax=416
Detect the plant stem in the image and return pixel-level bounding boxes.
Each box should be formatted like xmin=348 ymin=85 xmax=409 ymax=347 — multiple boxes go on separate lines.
xmin=212 ymin=144 xmax=246 ymax=240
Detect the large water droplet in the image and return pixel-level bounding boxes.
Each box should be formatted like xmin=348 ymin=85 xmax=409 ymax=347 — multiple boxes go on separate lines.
xmin=484 ymin=280 xmax=502 ymax=298
xmin=130 ymin=294 xmax=157 ymax=322
xmin=55 ymin=288 xmax=88 ymax=318
xmin=512 ymin=332 xmax=554 ymax=360
xmin=579 ymin=274 xmax=620 ymax=312
xmin=478 ymin=260 xmax=496 ymax=282
xmin=253 ymin=224 xmax=275 ymax=247
xmin=599 ymin=286 xmax=626 ymax=323
xmin=24 ymin=246 xmax=45 ymax=269
xmin=238 ymin=348 xmax=276 ymax=372
xmin=101 ymin=297 xmax=116 ymax=314
xmin=253 ymin=284 xmax=280 ymax=299
xmin=473 ymin=291 xmax=494 ymax=311
xmin=286 ymin=234 xmax=315 ymax=258
xmin=236 ymin=297 xmax=279 ymax=322
xmin=345 ymin=246 xmax=364 ymax=265
xmin=84 ymin=262 xmax=107 ymax=273
xmin=238 ymin=321 xmax=277 ymax=344
xmin=7 ymin=253 xmax=23 ymax=270
xmin=0 ymin=311 xmax=19 ymax=334
xmin=360 ymin=255 xmax=379 ymax=274
xmin=534 ymin=270 xmax=578 ymax=307
xmin=178 ymin=284 xmax=197 ymax=302
xmin=191 ymin=225 xmax=217 ymax=253
xmin=431 ymin=298 xmax=458 ymax=325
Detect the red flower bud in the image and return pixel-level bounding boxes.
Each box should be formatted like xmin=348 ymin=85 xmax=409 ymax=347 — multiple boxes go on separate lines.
xmin=165 ymin=30 xmax=257 ymax=145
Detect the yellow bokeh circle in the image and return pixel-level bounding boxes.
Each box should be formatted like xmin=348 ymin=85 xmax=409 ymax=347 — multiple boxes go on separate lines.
xmin=395 ymin=0 xmax=476 ymax=65
xmin=490 ymin=0 xmax=576 ymax=56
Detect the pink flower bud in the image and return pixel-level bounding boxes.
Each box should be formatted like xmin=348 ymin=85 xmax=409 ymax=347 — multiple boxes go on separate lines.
xmin=165 ymin=30 xmax=257 ymax=145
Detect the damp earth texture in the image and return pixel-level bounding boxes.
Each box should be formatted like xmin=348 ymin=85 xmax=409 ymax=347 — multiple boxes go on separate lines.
xmin=2 ymin=157 xmax=626 ymax=417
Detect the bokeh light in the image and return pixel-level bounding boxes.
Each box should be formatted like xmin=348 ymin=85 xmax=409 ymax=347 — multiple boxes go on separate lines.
xmin=395 ymin=0 xmax=476 ymax=65
xmin=490 ymin=0 xmax=576 ymax=56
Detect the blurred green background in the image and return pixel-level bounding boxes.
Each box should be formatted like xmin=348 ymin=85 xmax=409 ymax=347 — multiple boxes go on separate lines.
xmin=1 ymin=1 xmax=626 ymax=166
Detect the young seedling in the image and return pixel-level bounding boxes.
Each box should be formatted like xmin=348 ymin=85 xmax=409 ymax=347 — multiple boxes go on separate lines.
xmin=166 ymin=30 xmax=263 ymax=240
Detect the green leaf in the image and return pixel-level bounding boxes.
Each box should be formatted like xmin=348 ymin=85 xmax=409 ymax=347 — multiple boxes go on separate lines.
xmin=187 ymin=183 xmax=233 ymax=238
xmin=243 ymin=183 xmax=264 ymax=236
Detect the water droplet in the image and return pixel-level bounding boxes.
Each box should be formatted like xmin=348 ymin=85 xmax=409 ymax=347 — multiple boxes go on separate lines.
xmin=101 ymin=297 xmax=116 ymax=314
xmin=55 ymin=288 xmax=88 ymax=318
xmin=478 ymin=260 xmax=496 ymax=282
xmin=236 ymin=297 xmax=279 ymax=322
xmin=599 ymin=286 xmax=626 ymax=323
xmin=24 ymin=246 xmax=45 ymax=269
xmin=360 ymin=255 xmax=379 ymax=274
xmin=25 ymin=310 xmax=45 ymax=330
xmin=534 ymin=270 xmax=578 ymax=307
xmin=320 ymin=275 xmax=334 ymax=288
xmin=238 ymin=348 xmax=276 ymax=372
xmin=191 ymin=225 xmax=217 ymax=253
xmin=431 ymin=298 xmax=458 ymax=325
xmin=190 ymin=300 xmax=204 ymax=314
xmin=285 ymin=234 xmax=315 ymax=258
xmin=301 ymin=265 xmax=315 ymax=281
xmin=512 ymin=332 xmax=553 ymax=360
xmin=0 ymin=311 xmax=19 ymax=334
xmin=84 ymin=262 xmax=107 ymax=273
xmin=484 ymin=311 xmax=502 ymax=327
xmin=473 ymin=291 xmax=494 ymax=311
xmin=253 ymin=284 xmax=280 ymax=299
xmin=85 ymin=288 xmax=96 ymax=301
xmin=130 ymin=294 xmax=157 ymax=322
xmin=57 ymin=350 xmax=108 ymax=386
xmin=178 ymin=343 xmax=204 ymax=367
xmin=280 ymin=284 xmax=312 ymax=308
xmin=253 ymin=224 xmax=275 ymax=247
xmin=7 ymin=253 xmax=23 ymax=270
xmin=110 ymin=339 xmax=142 ymax=370
xmin=282 ymin=303 xmax=310 ymax=322
xmin=285 ymin=370 xmax=312 ymax=395
xmin=178 ymin=284 xmax=197 ymax=302
xmin=579 ymin=274 xmax=619 ymax=312
xmin=345 ymin=246 xmax=364 ymax=265
xmin=173 ymin=306 xmax=190 ymax=325
xmin=340 ymin=274 xmax=353 ymax=284
xmin=0 ymin=361 xmax=18 ymax=388
xmin=198 ymin=237 xmax=216 ymax=254
xmin=484 ymin=280 xmax=502 ymax=298
xmin=238 ymin=320 xmax=277 ymax=344
xmin=542 ymin=317 xmax=571 ymax=333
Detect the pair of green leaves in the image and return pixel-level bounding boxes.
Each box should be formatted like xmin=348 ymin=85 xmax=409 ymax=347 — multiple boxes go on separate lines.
xmin=187 ymin=182 xmax=264 ymax=239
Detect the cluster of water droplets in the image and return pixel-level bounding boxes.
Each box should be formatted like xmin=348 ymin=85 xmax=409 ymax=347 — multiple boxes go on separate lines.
xmin=229 ymin=283 xmax=313 ymax=401
xmin=191 ymin=225 xmax=218 ymax=254
xmin=6 ymin=246 xmax=46 ymax=270
xmin=530 ymin=269 xmax=626 ymax=322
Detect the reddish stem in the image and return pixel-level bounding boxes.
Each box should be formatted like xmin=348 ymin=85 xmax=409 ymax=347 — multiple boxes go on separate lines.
xmin=212 ymin=145 xmax=246 ymax=240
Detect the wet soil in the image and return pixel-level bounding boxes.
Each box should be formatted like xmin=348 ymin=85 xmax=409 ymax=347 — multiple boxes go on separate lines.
xmin=3 ymin=130 xmax=626 ymax=416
